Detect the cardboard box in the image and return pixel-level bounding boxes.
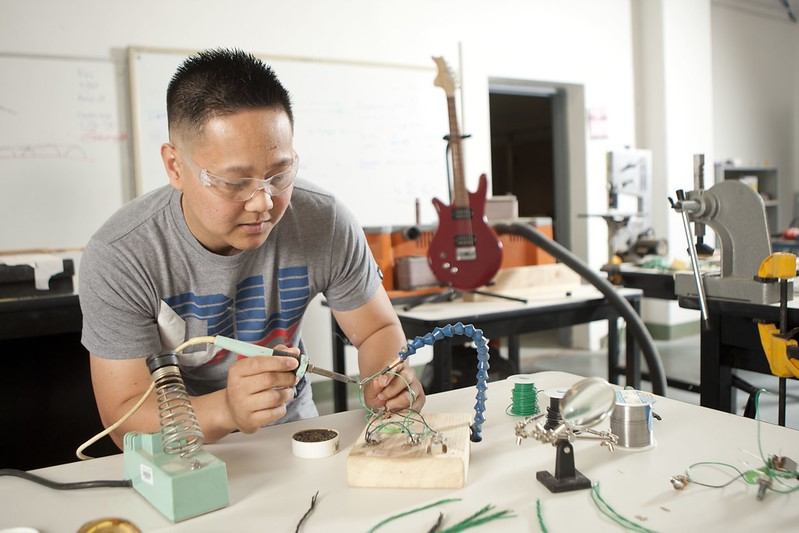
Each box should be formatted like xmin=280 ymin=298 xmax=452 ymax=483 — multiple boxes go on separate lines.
xmin=395 ymin=256 xmax=439 ymax=290
xmin=485 ymin=195 xmax=519 ymax=222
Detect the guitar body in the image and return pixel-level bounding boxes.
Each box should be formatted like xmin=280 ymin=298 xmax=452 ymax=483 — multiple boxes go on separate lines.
xmin=428 ymin=173 xmax=503 ymax=290
xmin=428 ymin=56 xmax=503 ymax=290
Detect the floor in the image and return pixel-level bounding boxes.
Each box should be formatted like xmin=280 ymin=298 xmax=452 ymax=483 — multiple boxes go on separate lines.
xmin=314 ymin=330 xmax=799 ymax=430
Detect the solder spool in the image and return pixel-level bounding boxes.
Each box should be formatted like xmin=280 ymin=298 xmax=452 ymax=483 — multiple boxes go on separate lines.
xmin=542 ymin=387 xmax=567 ymax=430
xmin=610 ymin=389 xmax=656 ymax=450
xmin=507 ymin=375 xmax=540 ymax=416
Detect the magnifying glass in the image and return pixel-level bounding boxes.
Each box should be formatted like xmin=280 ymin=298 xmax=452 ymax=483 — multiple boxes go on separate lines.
xmin=560 ymin=376 xmax=616 ymax=430
xmin=537 ymin=377 xmax=617 ymax=493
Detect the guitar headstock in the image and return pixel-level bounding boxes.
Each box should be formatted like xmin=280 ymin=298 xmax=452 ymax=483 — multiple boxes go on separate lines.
xmin=432 ymin=56 xmax=457 ymax=97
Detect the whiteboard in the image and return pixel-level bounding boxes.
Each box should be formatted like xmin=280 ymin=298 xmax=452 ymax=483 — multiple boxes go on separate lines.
xmin=129 ymin=47 xmax=450 ymax=227
xmin=0 ymin=55 xmax=126 ymax=250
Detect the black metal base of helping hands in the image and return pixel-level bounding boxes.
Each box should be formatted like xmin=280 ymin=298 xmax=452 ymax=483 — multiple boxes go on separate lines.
xmin=536 ymin=440 xmax=592 ymax=493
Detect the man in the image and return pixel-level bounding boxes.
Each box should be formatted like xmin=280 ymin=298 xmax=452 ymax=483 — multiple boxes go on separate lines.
xmin=80 ymin=48 xmax=424 ymax=449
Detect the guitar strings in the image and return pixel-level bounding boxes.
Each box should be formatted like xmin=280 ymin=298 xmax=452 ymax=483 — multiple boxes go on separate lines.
xmin=445 ymin=103 xmax=476 ymax=249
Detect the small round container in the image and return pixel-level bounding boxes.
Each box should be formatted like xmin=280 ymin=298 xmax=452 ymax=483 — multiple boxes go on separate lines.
xmin=291 ymin=428 xmax=340 ymax=459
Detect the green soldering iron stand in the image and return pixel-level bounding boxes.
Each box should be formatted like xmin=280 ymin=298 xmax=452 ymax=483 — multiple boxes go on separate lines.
xmin=123 ymin=351 xmax=229 ymax=522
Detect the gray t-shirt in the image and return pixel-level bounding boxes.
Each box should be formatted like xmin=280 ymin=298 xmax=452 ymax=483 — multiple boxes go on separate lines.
xmin=80 ymin=179 xmax=380 ymax=405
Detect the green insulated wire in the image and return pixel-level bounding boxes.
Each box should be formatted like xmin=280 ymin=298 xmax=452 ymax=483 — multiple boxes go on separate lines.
xmin=590 ymin=483 xmax=658 ymax=533
xmin=536 ymin=498 xmax=549 ymax=533
xmin=507 ymin=380 xmax=540 ymax=416
xmin=439 ymin=504 xmax=516 ymax=533
xmin=368 ymin=500 xmax=515 ymax=533
xmin=367 ymin=498 xmax=461 ymax=533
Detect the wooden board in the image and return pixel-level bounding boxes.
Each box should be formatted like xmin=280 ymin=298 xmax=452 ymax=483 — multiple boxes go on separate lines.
xmin=462 ymin=263 xmax=581 ymax=302
xmin=347 ymin=413 xmax=471 ymax=489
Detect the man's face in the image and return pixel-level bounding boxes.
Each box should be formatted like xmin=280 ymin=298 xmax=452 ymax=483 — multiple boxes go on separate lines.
xmin=163 ymin=108 xmax=295 ymax=255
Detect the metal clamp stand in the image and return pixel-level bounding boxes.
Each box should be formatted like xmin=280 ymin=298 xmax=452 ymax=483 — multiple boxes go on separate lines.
xmin=578 ymin=213 xmax=638 ymax=264
xmin=536 ymin=440 xmax=592 ymax=493
xmin=536 ymin=394 xmax=592 ymax=492
xmin=515 ymin=410 xmax=617 ymax=494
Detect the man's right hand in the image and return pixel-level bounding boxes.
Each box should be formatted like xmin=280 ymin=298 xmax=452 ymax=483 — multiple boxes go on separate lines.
xmin=224 ymin=349 xmax=300 ymax=433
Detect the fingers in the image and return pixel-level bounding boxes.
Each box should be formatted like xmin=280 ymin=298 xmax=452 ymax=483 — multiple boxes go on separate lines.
xmin=273 ymin=343 xmax=301 ymax=358
xmin=233 ymin=387 xmax=296 ymax=433
xmin=392 ymin=379 xmax=425 ymax=413
xmin=368 ymin=363 xmax=426 ymax=412
xmin=226 ymin=354 xmax=300 ymax=433
xmin=234 ymin=351 xmax=298 ymax=377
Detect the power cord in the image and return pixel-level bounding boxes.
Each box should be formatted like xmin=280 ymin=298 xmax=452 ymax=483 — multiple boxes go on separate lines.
xmin=76 ymin=335 xmax=215 ymax=460
xmin=0 ymin=468 xmax=131 ymax=490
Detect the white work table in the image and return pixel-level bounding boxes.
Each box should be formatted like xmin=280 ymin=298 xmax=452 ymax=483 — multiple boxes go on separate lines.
xmin=1 ymin=371 xmax=796 ymax=532
xmin=332 ymin=285 xmax=646 ymax=411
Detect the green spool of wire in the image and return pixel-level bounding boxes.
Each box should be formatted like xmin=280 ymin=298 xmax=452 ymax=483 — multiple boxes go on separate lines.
xmin=507 ymin=375 xmax=540 ymax=416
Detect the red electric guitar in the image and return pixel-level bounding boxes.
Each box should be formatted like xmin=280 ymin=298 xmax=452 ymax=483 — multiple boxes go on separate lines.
xmin=427 ymin=56 xmax=503 ymax=290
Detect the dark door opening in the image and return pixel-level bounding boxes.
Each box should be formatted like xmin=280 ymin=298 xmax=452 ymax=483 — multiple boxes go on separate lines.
xmin=489 ymin=92 xmax=555 ymax=222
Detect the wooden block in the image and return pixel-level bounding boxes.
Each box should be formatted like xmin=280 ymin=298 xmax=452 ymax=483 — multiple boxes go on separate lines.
xmin=347 ymin=413 xmax=471 ymax=489
xmin=463 ymin=263 xmax=581 ymax=302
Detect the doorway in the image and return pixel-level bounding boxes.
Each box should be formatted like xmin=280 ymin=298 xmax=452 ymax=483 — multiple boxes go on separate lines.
xmin=488 ymin=81 xmax=573 ymax=249
xmin=489 ymin=92 xmax=554 ymax=219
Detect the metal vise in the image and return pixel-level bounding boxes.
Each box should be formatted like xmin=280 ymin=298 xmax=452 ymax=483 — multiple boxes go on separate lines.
xmin=670 ymin=179 xmax=790 ymax=305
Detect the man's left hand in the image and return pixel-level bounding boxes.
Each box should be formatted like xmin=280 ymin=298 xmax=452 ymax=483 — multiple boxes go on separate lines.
xmin=365 ymin=362 xmax=425 ymax=412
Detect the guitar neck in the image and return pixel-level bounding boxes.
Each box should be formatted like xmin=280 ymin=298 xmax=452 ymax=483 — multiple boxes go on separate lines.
xmin=446 ymin=95 xmax=469 ymax=208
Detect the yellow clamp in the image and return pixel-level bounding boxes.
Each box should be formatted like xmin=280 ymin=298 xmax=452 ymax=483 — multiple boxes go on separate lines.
xmin=757 ymin=252 xmax=797 ymax=279
xmin=757 ymin=323 xmax=799 ymax=378
xmin=757 ymin=252 xmax=799 ymax=378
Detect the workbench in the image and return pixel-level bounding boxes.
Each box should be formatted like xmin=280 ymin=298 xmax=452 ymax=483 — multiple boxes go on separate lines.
xmin=598 ymin=264 xmax=796 ymax=425
xmin=0 ymin=292 xmax=81 ymax=340
xmin=603 ymin=263 xmax=677 ymax=301
xmin=603 ymin=264 xmax=706 ymax=394
xmin=679 ymin=295 xmax=798 ymax=425
xmin=0 ymin=292 xmax=119 ymax=470
xmin=2 ymin=371 xmax=795 ymax=532
xmin=332 ymin=285 xmax=644 ymax=412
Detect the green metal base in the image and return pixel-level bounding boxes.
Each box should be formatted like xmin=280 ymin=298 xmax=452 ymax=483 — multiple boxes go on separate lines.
xmin=123 ymin=432 xmax=229 ymax=522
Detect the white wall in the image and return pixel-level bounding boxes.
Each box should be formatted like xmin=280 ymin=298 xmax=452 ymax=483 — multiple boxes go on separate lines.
xmin=633 ymin=0 xmax=714 ymax=328
xmin=711 ymin=2 xmax=799 ymax=230
xmin=0 ymin=0 xmax=637 ymax=262
xmin=2 ymin=0 xmax=796 ymax=360
xmin=0 ymin=0 xmax=639 ymax=358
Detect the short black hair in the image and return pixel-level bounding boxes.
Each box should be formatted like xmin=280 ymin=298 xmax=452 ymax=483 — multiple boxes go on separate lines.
xmin=166 ymin=48 xmax=293 ymax=143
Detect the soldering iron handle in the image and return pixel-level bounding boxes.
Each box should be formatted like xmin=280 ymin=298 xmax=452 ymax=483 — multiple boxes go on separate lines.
xmin=269 ymin=347 xmax=302 ymax=360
